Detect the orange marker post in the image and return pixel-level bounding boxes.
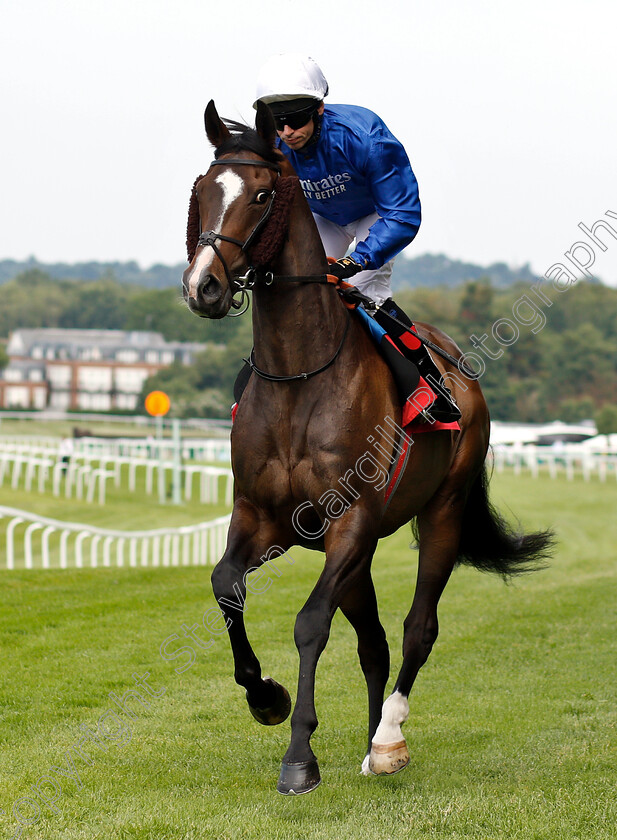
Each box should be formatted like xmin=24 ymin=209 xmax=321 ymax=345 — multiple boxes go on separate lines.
xmin=145 ymin=390 xmax=171 ymax=417
xmin=145 ymin=391 xmax=171 ymax=503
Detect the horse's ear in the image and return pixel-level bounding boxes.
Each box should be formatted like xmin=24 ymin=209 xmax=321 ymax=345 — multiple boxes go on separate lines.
xmin=255 ymin=100 xmax=276 ymax=148
xmin=204 ymin=100 xmax=231 ymax=149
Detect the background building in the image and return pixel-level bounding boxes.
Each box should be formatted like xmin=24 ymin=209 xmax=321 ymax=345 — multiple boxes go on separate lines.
xmin=0 ymin=328 xmax=205 ymax=411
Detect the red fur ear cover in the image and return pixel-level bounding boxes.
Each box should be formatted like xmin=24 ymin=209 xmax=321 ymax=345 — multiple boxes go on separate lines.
xmin=249 ymin=176 xmax=298 ymax=267
xmin=186 ymin=175 xmax=205 ymax=262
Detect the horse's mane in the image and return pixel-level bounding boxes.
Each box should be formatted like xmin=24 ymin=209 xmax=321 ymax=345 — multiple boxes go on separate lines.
xmin=185 ymin=119 xmax=296 ymax=265
xmin=214 ymin=119 xmax=282 ymax=166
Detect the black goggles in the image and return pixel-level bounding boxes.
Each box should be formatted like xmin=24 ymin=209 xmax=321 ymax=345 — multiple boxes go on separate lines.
xmin=272 ymin=104 xmax=317 ymax=131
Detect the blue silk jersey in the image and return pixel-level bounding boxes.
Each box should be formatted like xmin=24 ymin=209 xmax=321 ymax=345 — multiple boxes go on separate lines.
xmin=277 ymin=104 xmax=421 ymax=270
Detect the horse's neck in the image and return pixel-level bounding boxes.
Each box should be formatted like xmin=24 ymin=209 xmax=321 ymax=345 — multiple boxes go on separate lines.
xmin=251 ymin=181 xmax=347 ymax=376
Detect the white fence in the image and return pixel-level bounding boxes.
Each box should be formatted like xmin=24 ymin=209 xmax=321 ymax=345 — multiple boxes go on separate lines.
xmin=0 ymin=442 xmax=233 ymax=506
xmin=489 ymin=443 xmax=617 ymax=481
xmin=0 ymin=505 xmax=231 ymax=570
xmin=71 ymin=435 xmax=231 ymax=463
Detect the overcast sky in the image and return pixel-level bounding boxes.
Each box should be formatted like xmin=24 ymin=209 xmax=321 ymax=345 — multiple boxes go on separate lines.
xmin=1 ymin=0 xmax=616 ymax=285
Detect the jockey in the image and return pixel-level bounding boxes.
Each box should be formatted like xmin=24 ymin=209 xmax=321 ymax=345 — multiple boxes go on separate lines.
xmin=254 ymin=53 xmax=460 ymax=423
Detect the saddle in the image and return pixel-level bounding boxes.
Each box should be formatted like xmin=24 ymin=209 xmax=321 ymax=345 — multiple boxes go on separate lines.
xmin=354 ymin=307 xmax=460 ymax=431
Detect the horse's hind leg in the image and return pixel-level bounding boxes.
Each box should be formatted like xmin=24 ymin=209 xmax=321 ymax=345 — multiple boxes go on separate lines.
xmin=211 ymin=505 xmax=292 ymax=725
xmin=369 ymin=493 xmax=463 ymax=775
xmin=339 ymin=572 xmax=391 ymax=774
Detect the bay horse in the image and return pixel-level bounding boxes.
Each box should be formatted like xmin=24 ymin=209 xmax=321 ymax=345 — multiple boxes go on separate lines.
xmin=181 ymin=100 xmax=553 ymax=795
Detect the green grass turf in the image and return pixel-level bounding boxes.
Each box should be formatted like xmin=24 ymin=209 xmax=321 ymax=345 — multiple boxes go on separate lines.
xmin=1 ymin=463 xmax=231 ymax=531
xmin=1 ymin=472 xmax=616 ymax=839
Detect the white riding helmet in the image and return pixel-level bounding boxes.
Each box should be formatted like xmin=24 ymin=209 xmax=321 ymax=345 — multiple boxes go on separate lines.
xmin=253 ymin=54 xmax=329 ymax=109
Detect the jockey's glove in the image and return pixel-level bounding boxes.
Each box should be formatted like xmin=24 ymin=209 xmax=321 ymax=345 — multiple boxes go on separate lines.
xmin=327 ymin=256 xmax=365 ymax=281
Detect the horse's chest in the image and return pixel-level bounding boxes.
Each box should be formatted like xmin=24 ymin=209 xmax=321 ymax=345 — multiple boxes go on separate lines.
xmin=233 ymin=438 xmax=331 ymax=508
xmin=232 ymin=395 xmax=359 ymax=506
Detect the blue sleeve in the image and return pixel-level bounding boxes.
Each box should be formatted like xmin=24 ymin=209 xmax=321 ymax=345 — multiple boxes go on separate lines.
xmin=349 ymin=130 xmax=421 ymax=270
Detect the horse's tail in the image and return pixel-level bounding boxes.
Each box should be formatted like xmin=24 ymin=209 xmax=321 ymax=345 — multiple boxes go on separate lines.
xmin=454 ymin=464 xmax=555 ymax=578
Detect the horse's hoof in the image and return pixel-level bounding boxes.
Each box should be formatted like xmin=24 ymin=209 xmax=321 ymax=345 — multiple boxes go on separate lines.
xmin=246 ymin=677 xmax=291 ymax=726
xmin=368 ymin=739 xmax=410 ymax=775
xmin=276 ymin=759 xmax=321 ymax=795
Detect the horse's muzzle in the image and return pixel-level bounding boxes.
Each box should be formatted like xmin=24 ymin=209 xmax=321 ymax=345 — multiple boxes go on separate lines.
xmin=196 ymin=273 xmax=223 ymax=305
xmin=182 ymin=268 xmax=231 ymax=319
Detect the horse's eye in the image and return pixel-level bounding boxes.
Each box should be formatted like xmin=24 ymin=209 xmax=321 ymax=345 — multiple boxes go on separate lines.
xmin=255 ymin=190 xmax=270 ymax=204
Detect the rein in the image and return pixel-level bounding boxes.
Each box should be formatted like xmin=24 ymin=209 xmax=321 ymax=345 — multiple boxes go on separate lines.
xmin=187 ymin=157 xmax=477 ymax=381
xmin=234 ymin=268 xmax=477 ymax=377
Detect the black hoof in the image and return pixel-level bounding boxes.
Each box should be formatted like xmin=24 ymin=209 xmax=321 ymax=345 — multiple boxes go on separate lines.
xmin=246 ymin=678 xmax=291 ymax=726
xmin=276 ymin=759 xmax=321 ymax=795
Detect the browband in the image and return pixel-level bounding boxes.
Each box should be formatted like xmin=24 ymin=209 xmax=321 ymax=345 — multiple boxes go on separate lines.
xmin=210 ymin=158 xmax=281 ymax=173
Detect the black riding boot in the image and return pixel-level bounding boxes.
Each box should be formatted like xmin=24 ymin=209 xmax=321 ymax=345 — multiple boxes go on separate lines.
xmin=375 ymin=298 xmax=461 ymax=423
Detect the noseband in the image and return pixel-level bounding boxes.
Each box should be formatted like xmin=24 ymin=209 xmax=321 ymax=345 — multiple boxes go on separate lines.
xmin=197 ymin=158 xmax=281 ymax=311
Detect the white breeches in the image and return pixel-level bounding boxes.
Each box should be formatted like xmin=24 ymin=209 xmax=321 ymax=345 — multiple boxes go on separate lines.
xmin=312 ymin=211 xmax=394 ymax=306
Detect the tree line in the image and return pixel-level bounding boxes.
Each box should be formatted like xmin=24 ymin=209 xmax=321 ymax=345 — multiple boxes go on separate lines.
xmin=0 ymin=253 xmax=540 ymax=290
xmin=1 ymin=268 xmax=616 ymax=427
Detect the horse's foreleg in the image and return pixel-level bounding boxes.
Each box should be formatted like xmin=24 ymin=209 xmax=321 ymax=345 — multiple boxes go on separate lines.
xmin=339 ymin=573 xmax=390 ymax=775
xmin=369 ymin=493 xmax=464 ymax=775
xmin=277 ymin=521 xmax=378 ymax=795
xmin=210 ymin=510 xmax=291 ymax=725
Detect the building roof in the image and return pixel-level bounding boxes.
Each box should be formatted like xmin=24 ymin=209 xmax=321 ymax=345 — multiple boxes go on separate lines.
xmin=7 ymin=328 xmax=206 ymax=361
xmin=3 ymin=358 xmax=46 ymax=374
xmin=490 ymin=420 xmax=597 ymax=446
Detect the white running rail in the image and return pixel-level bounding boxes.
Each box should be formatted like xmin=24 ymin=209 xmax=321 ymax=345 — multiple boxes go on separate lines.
xmin=0 ymin=505 xmax=231 ymax=570
xmin=488 ymin=443 xmax=617 ymax=482
xmin=0 ymin=444 xmax=233 ymax=506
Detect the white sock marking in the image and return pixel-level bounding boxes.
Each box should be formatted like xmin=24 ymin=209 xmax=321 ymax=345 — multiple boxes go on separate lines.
xmin=187 ymin=169 xmax=244 ymax=298
xmin=372 ymin=691 xmax=409 ymax=746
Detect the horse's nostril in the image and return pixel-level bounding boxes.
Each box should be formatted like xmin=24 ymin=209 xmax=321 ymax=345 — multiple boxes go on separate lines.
xmin=197 ymin=274 xmax=222 ymax=305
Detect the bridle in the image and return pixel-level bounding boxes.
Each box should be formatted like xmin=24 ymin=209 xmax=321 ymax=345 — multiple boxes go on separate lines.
xmin=193 ymin=157 xmax=478 ymax=382
xmin=196 ymin=157 xmax=281 ymax=315
xmin=194 ymin=155 xmax=332 ymax=307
